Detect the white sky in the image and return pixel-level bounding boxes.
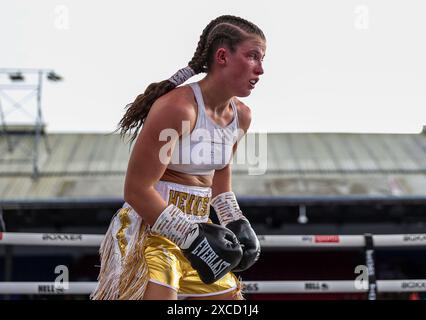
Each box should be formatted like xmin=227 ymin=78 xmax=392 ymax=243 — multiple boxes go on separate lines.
xmin=0 ymin=0 xmax=425 ymax=134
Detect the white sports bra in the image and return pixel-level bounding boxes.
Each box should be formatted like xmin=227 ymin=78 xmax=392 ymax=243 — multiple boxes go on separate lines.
xmin=167 ymin=82 xmax=241 ymax=176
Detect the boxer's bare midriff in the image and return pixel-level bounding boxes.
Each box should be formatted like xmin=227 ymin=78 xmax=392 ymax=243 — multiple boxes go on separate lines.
xmin=160 ymin=168 xmax=213 ymax=188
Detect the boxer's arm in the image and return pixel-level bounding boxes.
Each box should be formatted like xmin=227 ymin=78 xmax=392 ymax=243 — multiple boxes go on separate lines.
xmin=211 ymin=99 xmax=251 ymax=198
xmin=210 ymin=101 xmax=260 ymax=271
xmin=124 ymin=95 xmax=195 ymax=225
xmin=211 ymin=162 xmax=232 ymax=199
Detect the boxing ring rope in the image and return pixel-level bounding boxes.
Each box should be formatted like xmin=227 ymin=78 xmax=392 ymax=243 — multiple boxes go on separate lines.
xmin=1 ymin=232 xmax=426 ymax=297
xmin=0 ymin=280 xmax=426 ymax=295
xmin=2 ymin=232 xmax=426 ymax=247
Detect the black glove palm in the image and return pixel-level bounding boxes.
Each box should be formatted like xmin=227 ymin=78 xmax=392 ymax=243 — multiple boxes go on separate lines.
xmin=226 ymin=219 xmax=260 ymax=272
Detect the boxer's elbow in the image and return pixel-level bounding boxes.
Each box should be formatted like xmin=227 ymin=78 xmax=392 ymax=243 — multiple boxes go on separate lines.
xmin=123 ymin=179 xmax=151 ymax=207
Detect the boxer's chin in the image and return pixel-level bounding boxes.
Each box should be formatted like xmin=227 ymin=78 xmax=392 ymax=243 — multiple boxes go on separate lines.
xmin=237 ymin=88 xmax=252 ymax=98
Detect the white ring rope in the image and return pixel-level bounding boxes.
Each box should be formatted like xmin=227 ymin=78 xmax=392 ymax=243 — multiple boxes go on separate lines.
xmin=1 ymin=232 xmax=425 ymax=295
xmin=1 ymin=232 xmax=426 ymax=248
xmin=0 ymin=280 xmax=425 ymax=295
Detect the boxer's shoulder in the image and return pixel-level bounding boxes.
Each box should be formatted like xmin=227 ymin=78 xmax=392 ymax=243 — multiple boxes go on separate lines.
xmin=233 ymin=98 xmax=252 ymax=133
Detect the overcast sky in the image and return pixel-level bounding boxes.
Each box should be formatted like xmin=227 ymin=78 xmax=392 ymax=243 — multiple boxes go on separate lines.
xmin=1 ymin=0 xmax=425 ymax=134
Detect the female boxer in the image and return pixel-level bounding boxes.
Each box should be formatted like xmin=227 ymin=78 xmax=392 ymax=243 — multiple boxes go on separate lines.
xmin=91 ymin=15 xmax=266 ymax=300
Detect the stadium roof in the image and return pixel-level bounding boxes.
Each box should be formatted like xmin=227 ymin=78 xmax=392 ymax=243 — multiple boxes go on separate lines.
xmin=1 ymin=132 xmax=426 ymax=206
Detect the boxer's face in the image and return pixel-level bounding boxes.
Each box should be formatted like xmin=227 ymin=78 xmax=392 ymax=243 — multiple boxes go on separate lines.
xmin=224 ymin=37 xmax=266 ymax=97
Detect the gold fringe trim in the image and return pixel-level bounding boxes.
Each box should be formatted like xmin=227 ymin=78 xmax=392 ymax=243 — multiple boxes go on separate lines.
xmin=117 ymin=223 xmax=150 ymax=300
xmin=91 ymin=212 xmax=151 ymax=300
xmin=116 ymin=208 xmax=131 ymax=257
xmin=90 ymin=212 xmax=122 ymax=300
xmin=233 ymin=275 xmax=245 ymax=300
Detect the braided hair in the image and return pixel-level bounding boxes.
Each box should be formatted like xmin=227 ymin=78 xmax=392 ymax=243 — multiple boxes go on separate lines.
xmin=118 ymin=15 xmax=265 ymax=145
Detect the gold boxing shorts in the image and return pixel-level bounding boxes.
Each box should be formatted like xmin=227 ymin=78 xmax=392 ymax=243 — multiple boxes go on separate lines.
xmin=91 ymin=180 xmax=242 ymax=300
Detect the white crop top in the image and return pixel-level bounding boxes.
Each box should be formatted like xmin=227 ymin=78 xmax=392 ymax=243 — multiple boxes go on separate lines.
xmin=167 ymin=82 xmax=242 ymax=176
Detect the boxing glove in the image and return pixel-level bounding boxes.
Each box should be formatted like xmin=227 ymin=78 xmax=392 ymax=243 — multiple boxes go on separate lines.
xmin=151 ymin=204 xmax=243 ymax=284
xmin=211 ymin=191 xmax=260 ymax=272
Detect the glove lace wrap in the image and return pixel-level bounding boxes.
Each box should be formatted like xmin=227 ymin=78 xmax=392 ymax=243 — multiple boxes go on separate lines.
xmin=151 ymin=204 xmax=196 ymax=249
xmin=210 ymin=192 xmax=245 ymax=226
